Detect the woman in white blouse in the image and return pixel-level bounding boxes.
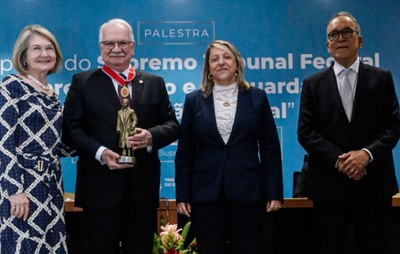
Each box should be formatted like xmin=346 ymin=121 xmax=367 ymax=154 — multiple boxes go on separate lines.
xmin=175 ymin=40 xmax=283 ymax=254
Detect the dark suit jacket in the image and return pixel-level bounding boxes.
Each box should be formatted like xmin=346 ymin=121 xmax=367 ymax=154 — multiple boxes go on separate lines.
xmin=62 ymin=68 xmax=179 ymax=209
xmin=298 ymin=62 xmax=400 ymax=203
xmin=175 ymin=87 xmax=283 ymax=204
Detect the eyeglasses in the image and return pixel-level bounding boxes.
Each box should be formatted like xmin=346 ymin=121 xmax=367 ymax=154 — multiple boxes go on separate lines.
xmin=100 ymin=41 xmax=133 ymax=50
xmin=327 ymin=28 xmax=359 ymax=41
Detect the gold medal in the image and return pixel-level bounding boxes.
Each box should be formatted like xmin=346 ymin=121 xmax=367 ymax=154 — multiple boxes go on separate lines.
xmin=120 ymin=86 xmax=129 ymax=97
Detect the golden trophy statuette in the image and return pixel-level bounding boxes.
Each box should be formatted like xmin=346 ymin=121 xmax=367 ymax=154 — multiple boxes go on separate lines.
xmin=116 ymin=98 xmax=138 ymax=164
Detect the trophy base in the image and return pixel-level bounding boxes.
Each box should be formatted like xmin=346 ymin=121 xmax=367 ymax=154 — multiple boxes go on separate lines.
xmin=118 ymin=156 xmax=137 ymax=165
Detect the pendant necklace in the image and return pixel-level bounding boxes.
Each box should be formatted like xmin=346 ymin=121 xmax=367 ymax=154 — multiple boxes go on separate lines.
xmin=27 ymin=74 xmax=50 ymax=91
xmin=215 ymin=87 xmax=235 ymax=107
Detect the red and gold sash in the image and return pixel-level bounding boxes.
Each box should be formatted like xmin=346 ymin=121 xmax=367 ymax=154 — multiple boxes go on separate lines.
xmin=102 ymin=65 xmax=135 ymax=98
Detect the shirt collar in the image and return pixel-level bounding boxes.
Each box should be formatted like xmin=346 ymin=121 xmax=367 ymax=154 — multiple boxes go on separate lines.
xmin=213 ymin=82 xmax=237 ymax=92
xmin=109 ymin=65 xmax=132 ymax=77
xmin=333 ymin=58 xmax=360 ymax=76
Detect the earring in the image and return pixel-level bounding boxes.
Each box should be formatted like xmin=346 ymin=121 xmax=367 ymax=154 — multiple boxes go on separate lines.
xmin=235 ymin=71 xmax=238 ymax=77
xmin=208 ymin=73 xmax=213 ymax=80
xmin=23 ymin=62 xmax=27 ymax=67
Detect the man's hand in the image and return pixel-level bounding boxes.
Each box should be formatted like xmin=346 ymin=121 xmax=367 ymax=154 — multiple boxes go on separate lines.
xmin=128 ymin=128 xmax=153 ymax=150
xmin=101 ymin=149 xmax=134 ymax=170
xmin=338 ymin=150 xmax=370 ymax=180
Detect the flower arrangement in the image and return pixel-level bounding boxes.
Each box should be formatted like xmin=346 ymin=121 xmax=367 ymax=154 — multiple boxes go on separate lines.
xmin=153 ymin=221 xmax=198 ymax=254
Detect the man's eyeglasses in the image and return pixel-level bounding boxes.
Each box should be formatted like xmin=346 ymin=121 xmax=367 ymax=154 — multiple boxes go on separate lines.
xmin=100 ymin=41 xmax=133 ymax=50
xmin=327 ymin=28 xmax=359 ymax=41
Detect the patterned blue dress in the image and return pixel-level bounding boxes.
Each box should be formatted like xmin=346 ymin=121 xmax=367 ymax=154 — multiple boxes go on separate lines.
xmin=0 ymin=74 xmax=67 ymax=253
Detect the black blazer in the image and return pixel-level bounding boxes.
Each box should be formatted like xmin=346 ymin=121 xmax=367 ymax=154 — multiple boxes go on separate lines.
xmin=62 ymin=69 xmax=179 ymax=209
xmin=175 ymin=87 xmax=283 ymax=204
xmin=298 ymin=62 xmax=400 ymax=202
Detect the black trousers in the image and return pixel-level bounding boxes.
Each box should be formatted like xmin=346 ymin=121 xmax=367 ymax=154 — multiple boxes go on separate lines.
xmin=83 ymin=203 xmax=157 ymax=254
xmin=191 ymin=200 xmax=265 ymax=254
xmin=311 ymin=195 xmax=392 ymax=254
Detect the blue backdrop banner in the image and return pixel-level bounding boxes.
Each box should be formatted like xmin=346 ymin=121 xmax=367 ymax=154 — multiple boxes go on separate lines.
xmin=1 ymin=0 xmax=399 ymax=198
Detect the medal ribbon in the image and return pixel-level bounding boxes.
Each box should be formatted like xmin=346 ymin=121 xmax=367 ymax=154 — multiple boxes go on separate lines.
xmin=102 ymin=64 xmax=135 ymax=86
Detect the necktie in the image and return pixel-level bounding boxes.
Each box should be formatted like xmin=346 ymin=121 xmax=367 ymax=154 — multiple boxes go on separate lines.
xmin=340 ymin=68 xmax=353 ymax=121
xmin=118 ymin=73 xmax=131 ymax=107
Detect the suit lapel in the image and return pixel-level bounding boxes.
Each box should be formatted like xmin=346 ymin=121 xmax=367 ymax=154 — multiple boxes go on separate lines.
xmin=94 ymin=70 xmax=121 ymax=110
xmin=351 ymin=62 xmax=368 ymax=121
xmin=326 ymin=66 xmax=351 ymax=123
xmin=201 ymin=94 xmax=226 ymax=144
xmin=228 ymin=89 xmax=250 ymax=144
xmin=132 ymin=71 xmax=144 ymax=110
xmin=94 ymin=69 xmax=144 ymax=111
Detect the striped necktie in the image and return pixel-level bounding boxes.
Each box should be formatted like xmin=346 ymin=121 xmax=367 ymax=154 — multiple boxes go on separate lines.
xmin=118 ymin=73 xmax=131 ymax=106
xmin=340 ymin=68 xmax=353 ymax=121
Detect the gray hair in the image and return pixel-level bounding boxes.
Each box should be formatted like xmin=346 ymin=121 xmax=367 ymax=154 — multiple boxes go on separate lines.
xmin=328 ymin=11 xmax=361 ymax=36
xmin=99 ymin=18 xmax=135 ymax=42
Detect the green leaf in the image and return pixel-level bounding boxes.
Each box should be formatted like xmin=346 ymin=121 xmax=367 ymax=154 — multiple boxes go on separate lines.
xmin=153 ymin=233 xmax=160 ymax=254
xmin=160 ymin=215 xmax=166 ymax=227
xmin=181 ymin=220 xmax=191 ymax=239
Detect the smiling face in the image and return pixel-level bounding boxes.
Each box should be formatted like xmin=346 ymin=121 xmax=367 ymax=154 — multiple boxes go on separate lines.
xmin=25 ymin=34 xmax=56 ymax=75
xmin=327 ymin=15 xmax=363 ymax=67
xmin=208 ymin=45 xmax=238 ymax=86
xmin=100 ymin=21 xmax=135 ymax=72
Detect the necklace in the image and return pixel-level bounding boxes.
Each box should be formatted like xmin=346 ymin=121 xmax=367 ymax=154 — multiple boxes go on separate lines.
xmin=214 ymin=87 xmax=236 ymax=107
xmin=27 ymin=74 xmax=50 ymax=91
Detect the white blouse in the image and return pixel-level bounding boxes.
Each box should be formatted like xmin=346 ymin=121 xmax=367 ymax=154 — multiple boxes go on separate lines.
xmin=212 ymin=82 xmax=238 ymax=144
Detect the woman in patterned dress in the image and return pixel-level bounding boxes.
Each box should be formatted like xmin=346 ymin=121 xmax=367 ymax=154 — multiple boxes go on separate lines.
xmin=0 ymin=25 xmax=67 ymax=253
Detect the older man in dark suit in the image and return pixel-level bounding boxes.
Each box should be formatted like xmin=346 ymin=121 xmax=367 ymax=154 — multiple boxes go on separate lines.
xmin=62 ymin=19 xmax=179 ymax=254
xmin=298 ymin=11 xmax=400 ymax=254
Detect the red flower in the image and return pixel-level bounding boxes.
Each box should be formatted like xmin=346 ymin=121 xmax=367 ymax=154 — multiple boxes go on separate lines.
xmin=164 ymin=248 xmax=179 ymax=254
xmin=189 ymin=241 xmax=198 ymax=251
